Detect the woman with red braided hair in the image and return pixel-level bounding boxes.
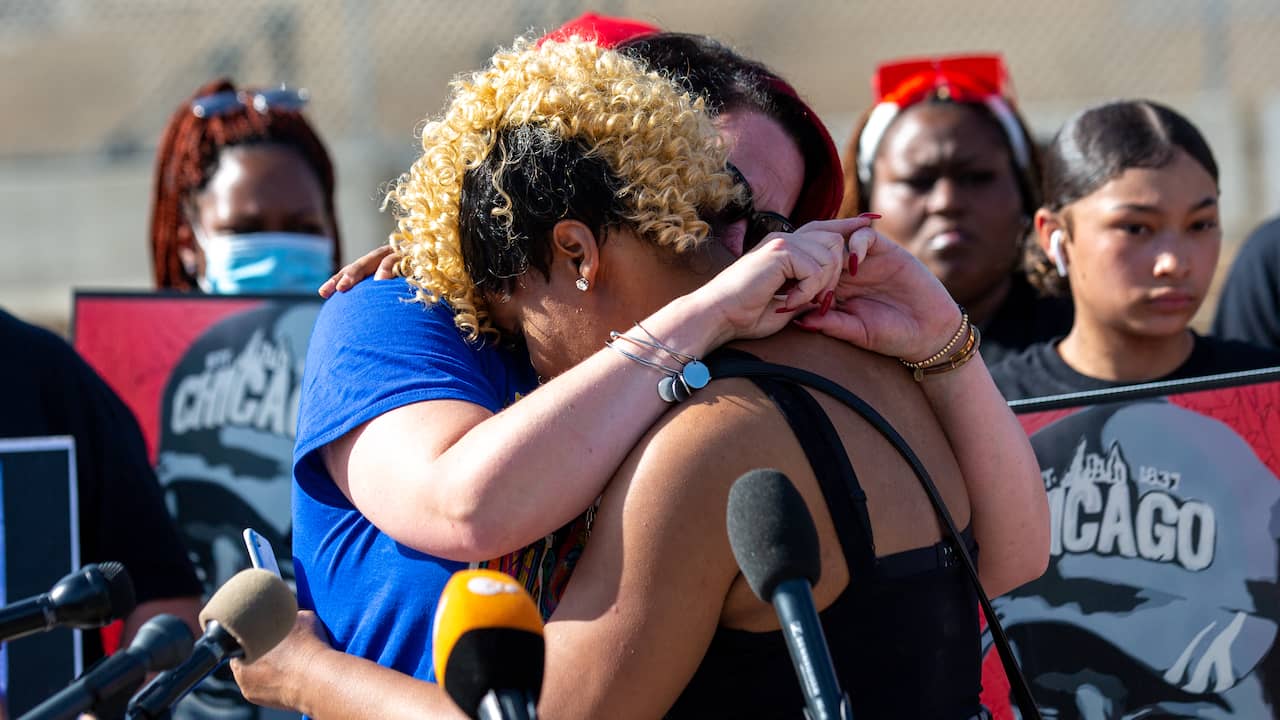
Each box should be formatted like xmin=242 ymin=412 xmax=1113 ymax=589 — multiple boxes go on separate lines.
xmin=149 ymin=78 xmax=341 ymax=293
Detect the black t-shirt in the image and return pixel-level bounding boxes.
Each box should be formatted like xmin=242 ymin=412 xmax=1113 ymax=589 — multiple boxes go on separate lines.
xmin=980 ymin=272 xmax=1075 ymax=367
xmin=0 ymin=309 xmax=202 ymax=662
xmin=989 ymin=332 xmax=1280 ymax=401
xmin=1214 ymin=216 xmax=1280 ymax=350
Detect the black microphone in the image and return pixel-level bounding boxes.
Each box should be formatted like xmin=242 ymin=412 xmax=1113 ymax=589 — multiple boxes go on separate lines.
xmin=432 ymin=569 xmax=544 ymax=720
xmin=726 ymin=469 xmax=852 ymax=720
xmin=0 ymin=562 xmax=136 ymax=643
xmin=127 ymin=569 xmax=297 ymax=719
xmin=19 ymin=613 xmax=193 ymax=720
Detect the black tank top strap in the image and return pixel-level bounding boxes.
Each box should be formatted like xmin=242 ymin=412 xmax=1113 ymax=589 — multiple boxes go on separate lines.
xmin=741 ymin=367 xmax=879 ymax=576
xmin=747 ymin=371 xmax=880 ymax=573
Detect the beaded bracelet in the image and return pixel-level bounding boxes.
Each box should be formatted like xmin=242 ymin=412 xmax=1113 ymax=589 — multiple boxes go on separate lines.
xmin=910 ymin=325 xmax=981 ymax=382
xmin=900 ymin=309 xmax=969 ymax=371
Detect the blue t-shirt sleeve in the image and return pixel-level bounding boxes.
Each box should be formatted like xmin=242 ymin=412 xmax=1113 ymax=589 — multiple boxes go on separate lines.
xmin=293 ymin=279 xmax=515 ymax=473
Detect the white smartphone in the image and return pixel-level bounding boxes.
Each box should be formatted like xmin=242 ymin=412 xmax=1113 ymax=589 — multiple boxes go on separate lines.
xmin=242 ymin=528 xmax=282 ymax=577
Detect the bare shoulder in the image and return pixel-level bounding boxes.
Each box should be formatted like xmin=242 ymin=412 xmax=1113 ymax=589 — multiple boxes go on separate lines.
xmin=605 ymin=377 xmax=801 ymax=520
xmin=629 ymin=379 xmax=785 ymax=476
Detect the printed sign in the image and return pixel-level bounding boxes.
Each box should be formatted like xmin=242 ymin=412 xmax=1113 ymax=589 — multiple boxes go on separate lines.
xmin=73 ymin=292 xmax=319 ymax=599
xmin=75 ymin=292 xmax=316 ymax=720
xmin=982 ymin=371 xmax=1280 ymax=719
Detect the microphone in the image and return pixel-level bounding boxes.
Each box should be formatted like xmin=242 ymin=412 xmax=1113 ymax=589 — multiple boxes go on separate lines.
xmin=432 ymin=569 xmax=544 ymax=720
xmin=0 ymin=562 xmax=136 ymax=643
xmin=127 ymin=568 xmax=297 ymax=718
xmin=726 ymin=469 xmax=852 ymax=720
xmin=19 ymin=613 xmax=193 ymax=720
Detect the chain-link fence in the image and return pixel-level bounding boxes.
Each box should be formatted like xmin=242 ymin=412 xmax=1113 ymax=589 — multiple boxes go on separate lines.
xmin=4 ymin=0 xmax=1280 ymax=327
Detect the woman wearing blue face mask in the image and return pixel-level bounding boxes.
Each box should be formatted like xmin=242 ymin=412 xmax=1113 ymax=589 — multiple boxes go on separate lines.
xmin=149 ymin=77 xmax=341 ymax=294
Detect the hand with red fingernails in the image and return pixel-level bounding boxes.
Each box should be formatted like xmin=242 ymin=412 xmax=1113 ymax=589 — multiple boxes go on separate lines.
xmin=797 ymin=212 xmax=965 ymax=365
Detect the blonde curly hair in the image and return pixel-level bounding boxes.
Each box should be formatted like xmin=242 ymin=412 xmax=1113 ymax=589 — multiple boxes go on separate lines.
xmin=386 ymin=37 xmax=741 ymax=341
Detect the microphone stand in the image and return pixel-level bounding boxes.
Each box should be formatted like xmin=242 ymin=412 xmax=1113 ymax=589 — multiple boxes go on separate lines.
xmin=477 ymin=689 xmax=537 ymax=720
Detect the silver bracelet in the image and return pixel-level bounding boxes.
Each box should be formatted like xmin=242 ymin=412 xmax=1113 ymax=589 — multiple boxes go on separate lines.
xmin=605 ymin=340 xmax=682 ymax=376
xmin=606 ymin=326 xmax=712 ymax=403
xmin=635 ymin=322 xmax=697 ymax=363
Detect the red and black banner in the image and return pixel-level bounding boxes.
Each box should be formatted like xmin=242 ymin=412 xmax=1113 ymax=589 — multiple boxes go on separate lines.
xmin=74 ymin=291 xmax=319 ymax=601
xmin=983 ymin=370 xmax=1280 ymax=719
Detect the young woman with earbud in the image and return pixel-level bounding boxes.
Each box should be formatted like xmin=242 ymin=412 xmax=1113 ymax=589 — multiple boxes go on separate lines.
xmin=988 ymin=100 xmax=1280 ymax=400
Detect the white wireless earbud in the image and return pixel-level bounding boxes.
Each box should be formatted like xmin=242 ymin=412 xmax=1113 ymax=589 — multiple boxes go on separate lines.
xmin=1049 ymin=230 xmax=1068 ymax=277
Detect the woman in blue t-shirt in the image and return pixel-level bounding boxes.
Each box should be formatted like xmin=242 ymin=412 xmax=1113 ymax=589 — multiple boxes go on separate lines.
xmin=237 ymin=35 xmax=1047 ymax=719
xmin=989 ymin=100 xmax=1280 ymax=401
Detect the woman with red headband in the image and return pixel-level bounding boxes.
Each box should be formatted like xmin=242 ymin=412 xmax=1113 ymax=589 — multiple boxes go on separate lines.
xmin=835 ymin=54 xmax=1072 ymax=365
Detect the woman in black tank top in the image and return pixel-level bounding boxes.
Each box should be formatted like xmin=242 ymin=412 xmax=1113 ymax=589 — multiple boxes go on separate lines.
xmin=230 ymin=35 xmax=1049 ymax=719
xmin=664 ymin=361 xmax=984 ymax=718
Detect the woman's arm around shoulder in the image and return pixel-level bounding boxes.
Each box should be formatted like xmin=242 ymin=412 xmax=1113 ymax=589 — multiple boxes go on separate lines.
xmin=914 ymin=350 xmax=1050 ymax=596
xmin=236 ymin=389 xmax=766 ymax=720
xmin=537 ymin=383 xmax=769 ymax=719
xmin=316 ymin=224 xmax=859 ymax=561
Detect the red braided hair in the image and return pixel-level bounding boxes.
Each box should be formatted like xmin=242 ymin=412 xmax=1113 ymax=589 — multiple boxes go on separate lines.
xmin=148 ymin=78 xmax=341 ymax=289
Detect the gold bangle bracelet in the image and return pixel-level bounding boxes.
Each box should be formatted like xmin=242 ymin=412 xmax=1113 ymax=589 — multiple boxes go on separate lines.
xmin=912 ymin=326 xmax=981 ymax=382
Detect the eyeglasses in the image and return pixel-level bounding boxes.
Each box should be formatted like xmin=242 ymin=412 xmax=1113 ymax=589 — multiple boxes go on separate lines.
xmin=719 ymin=164 xmax=796 ymax=253
xmin=873 ymin=54 xmax=1013 ymax=106
xmin=190 ymin=86 xmax=310 ymax=119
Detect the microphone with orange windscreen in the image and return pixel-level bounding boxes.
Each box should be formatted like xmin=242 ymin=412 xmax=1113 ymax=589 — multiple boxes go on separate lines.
xmin=432 ymin=569 xmax=544 ymax=720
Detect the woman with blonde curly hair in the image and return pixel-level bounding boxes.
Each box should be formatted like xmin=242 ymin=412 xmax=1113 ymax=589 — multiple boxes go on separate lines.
xmin=244 ymin=36 xmax=1047 ymax=718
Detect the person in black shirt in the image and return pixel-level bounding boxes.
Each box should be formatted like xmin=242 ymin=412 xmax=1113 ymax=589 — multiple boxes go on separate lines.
xmin=0 ymin=308 xmax=202 ymax=661
xmin=991 ymin=332 xmax=1280 ymax=400
xmin=991 ymin=100 xmax=1280 ymax=398
xmin=1213 ymin=215 xmax=1280 ymax=350
xmin=838 ymin=53 xmax=1074 ymax=365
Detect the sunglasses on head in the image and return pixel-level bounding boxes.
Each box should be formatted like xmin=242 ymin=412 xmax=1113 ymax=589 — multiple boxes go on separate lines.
xmin=873 ymin=54 xmax=1012 ymax=105
xmin=719 ymin=164 xmax=796 ymax=253
xmin=190 ymin=86 xmax=310 ymax=119
xmin=858 ymin=53 xmax=1029 ymax=186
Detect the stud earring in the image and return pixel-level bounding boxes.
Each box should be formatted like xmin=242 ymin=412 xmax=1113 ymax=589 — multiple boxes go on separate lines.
xmin=575 ymin=277 xmax=589 ymax=292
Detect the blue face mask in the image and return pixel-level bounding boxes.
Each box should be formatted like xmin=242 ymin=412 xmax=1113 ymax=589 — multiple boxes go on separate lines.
xmin=195 ymin=231 xmax=335 ymax=294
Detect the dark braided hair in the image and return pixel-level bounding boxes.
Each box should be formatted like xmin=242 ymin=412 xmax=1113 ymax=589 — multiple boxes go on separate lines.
xmin=148 ymin=77 xmax=341 ymax=290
